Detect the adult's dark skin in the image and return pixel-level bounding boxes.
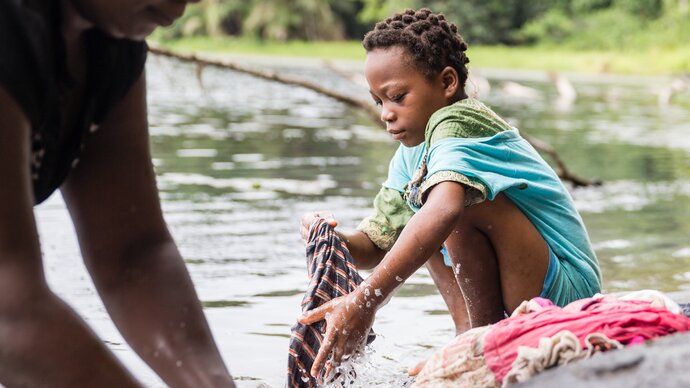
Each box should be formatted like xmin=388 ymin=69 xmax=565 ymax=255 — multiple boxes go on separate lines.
xmin=0 ymin=0 xmax=235 ymax=386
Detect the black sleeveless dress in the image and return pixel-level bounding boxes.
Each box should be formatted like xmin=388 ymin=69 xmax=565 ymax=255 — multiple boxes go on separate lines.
xmin=0 ymin=0 xmax=148 ymax=204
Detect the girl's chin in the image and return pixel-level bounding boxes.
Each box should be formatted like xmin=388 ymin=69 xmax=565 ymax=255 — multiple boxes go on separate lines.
xmin=399 ymin=138 xmax=424 ymax=147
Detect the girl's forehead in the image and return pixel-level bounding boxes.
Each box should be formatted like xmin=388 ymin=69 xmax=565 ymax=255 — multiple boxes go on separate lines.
xmin=366 ymin=46 xmax=411 ymax=61
xmin=365 ymin=47 xmax=416 ymax=74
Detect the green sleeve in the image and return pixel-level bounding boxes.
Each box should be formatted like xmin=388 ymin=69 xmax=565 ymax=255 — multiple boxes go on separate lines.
xmin=357 ymin=187 xmax=415 ymax=251
xmin=414 ymin=98 xmax=504 ymax=207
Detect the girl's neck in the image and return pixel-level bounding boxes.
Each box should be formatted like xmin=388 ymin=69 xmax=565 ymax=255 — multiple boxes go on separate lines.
xmin=454 ymin=92 xmax=469 ymax=103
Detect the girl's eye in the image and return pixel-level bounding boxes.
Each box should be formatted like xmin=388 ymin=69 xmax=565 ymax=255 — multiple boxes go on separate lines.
xmin=391 ymin=93 xmax=406 ymax=103
xmin=373 ymin=99 xmax=382 ymax=106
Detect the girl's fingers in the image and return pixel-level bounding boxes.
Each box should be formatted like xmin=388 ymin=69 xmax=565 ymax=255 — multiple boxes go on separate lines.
xmin=311 ymin=329 xmax=336 ymax=379
xmin=303 ymin=212 xmax=337 ymax=228
xmin=407 ymin=359 xmax=427 ymax=376
xmin=300 ymin=212 xmax=334 ymax=242
xmin=330 ymin=341 xmax=346 ymax=368
xmin=298 ymin=298 xmax=339 ymax=324
xmin=318 ymin=212 xmax=337 ymax=227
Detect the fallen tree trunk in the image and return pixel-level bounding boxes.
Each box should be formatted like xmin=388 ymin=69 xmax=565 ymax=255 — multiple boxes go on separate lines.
xmin=149 ymin=45 xmax=600 ymax=187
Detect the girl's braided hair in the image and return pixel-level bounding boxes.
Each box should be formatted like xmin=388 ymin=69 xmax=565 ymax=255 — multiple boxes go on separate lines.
xmin=363 ymin=8 xmax=469 ymax=89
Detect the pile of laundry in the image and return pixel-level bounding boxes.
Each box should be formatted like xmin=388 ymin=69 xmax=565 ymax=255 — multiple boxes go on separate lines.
xmin=413 ymin=290 xmax=690 ymax=387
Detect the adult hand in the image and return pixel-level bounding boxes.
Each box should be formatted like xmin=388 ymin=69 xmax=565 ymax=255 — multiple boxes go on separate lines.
xmin=300 ymin=212 xmax=337 ymax=243
xmin=297 ymin=291 xmax=376 ymax=383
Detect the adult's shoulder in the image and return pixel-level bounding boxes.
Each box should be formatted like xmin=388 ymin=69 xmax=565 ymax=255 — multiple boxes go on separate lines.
xmin=0 ymin=0 xmax=55 ymax=127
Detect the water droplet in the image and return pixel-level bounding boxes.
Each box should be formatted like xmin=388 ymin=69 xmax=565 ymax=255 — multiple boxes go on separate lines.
xmin=374 ymin=289 xmax=383 ymax=297
xmin=175 ymin=360 xmax=182 ymax=367
xmin=364 ymin=288 xmax=370 ymax=297
xmin=395 ymin=276 xmax=403 ymax=282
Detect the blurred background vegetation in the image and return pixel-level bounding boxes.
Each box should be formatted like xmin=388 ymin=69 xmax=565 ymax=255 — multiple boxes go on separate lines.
xmin=151 ymin=0 xmax=690 ymax=74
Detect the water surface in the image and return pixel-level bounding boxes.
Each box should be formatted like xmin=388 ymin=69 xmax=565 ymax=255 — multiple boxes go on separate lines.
xmin=36 ymin=57 xmax=690 ymax=386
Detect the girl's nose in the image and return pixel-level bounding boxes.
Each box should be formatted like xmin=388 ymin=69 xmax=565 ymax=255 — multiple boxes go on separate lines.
xmin=380 ymin=107 xmax=394 ymax=123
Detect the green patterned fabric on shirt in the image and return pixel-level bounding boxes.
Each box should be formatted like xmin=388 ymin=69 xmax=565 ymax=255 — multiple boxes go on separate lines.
xmin=357 ymin=187 xmax=414 ymax=251
xmin=426 ymin=98 xmax=513 ymax=147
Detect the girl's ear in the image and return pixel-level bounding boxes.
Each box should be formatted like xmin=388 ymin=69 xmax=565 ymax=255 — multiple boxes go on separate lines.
xmin=440 ymin=66 xmax=460 ymax=100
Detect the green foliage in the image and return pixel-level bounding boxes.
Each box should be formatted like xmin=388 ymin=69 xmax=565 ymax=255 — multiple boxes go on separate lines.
xmin=357 ymin=0 xmax=417 ymax=23
xmin=151 ymin=0 xmax=250 ymax=40
xmin=615 ymin=0 xmax=663 ymax=19
xmin=243 ymin=0 xmax=346 ymax=41
xmin=641 ymin=11 xmax=690 ymax=49
xmin=518 ymin=9 xmax=575 ymax=44
xmin=152 ymin=0 xmax=690 ymax=53
xmin=567 ymin=8 xmax=644 ymax=50
xmin=571 ymin=0 xmax=613 ymax=14
xmin=519 ymin=0 xmax=681 ymax=50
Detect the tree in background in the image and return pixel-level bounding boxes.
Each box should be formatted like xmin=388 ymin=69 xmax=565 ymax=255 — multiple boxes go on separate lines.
xmin=151 ymin=0 xmax=251 ymax=39
xmin=152 ymin=0 xmax=688 ymax=51
xmin=519 ymin=0 xmax=673 ymax=50
xmin=357 ymin=0 xmax=548 ymax=45
xmin=243 ymin=0 xmax=346 ymax=41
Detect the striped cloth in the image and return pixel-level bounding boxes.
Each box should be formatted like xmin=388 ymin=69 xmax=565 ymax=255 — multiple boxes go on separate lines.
xmin=287 ymin=218 xmax=376 ymax=387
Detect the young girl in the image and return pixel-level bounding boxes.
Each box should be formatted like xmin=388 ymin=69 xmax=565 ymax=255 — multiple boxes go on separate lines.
xmin=298 ymin=8 xmax=601 ymax=380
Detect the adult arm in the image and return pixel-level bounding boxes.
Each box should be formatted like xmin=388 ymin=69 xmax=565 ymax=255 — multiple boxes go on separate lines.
xmin=299 ymin=181 xmax=466 ymax=379
xmin=61 ymin=74 xmax=234 ymax=388
xmin=0 ymin=86 xmax=141 ymax=387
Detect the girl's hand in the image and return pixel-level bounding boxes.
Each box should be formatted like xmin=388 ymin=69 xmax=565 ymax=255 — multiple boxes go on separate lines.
xmin=300 ymin=212 xmax=337 ymax=243
xmin=297 ymin=291 xmax=376 ymax=383
xmin=407 ymin=358 xmax=427 ymax=376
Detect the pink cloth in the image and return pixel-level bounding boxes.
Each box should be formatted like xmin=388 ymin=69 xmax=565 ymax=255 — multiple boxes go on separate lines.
xmin=483 ymin=296 xmax=690 ymax=384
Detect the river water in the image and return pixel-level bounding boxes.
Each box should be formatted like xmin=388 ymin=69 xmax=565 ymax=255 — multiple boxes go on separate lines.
xmin=35 ymin=56 xmax=690 ymax=387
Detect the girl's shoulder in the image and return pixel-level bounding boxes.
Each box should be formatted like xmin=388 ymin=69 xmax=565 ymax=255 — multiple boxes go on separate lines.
xmin=426 ymin=98 xmax=514 ymax=145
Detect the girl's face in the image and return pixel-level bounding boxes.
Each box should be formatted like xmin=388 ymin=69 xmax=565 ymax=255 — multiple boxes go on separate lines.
xmin=364 ymin=46 xmax=456 ymax=147
xmin=69 ymin=0 xmax=199 ymax=40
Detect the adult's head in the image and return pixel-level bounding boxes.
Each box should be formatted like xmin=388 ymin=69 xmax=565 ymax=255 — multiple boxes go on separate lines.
xmin=68 ymin=0 xmax=200 ymax=40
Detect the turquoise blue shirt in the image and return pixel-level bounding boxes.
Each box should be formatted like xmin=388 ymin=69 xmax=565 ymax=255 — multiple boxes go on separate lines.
xmin=381 ymin=101 xmax=601 ymax=304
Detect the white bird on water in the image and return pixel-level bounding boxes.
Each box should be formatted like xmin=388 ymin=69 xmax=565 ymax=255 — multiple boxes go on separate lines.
xmin=658 ymin=75 xmax=689 ymax=107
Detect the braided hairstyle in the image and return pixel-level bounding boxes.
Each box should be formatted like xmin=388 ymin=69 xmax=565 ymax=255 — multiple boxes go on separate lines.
xmin=363 ymin=8 xmax=470 ymax=91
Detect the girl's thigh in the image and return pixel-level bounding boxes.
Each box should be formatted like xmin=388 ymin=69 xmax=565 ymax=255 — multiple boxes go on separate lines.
xmin=447 ymin=193 xmax=550 ymax=312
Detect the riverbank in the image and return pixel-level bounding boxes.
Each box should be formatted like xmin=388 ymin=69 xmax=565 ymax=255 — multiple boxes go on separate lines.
xmin=151 ymin=37 xmax=690 ymax=76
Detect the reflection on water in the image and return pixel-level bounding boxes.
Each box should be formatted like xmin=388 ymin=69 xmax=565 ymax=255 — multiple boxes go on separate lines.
xmin=35 ymin=57 xmax=690 ymax=386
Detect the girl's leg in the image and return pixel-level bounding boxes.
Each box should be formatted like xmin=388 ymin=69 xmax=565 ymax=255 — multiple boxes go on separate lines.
xmin=444 ymin=193 xmax=549 ymax=327
xmin=425 ymin=251 xmax=470 ymax=334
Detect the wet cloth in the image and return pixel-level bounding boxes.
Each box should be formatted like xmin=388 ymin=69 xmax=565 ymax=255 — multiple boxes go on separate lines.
xmin=287 ymin=219 xmax=375 ymax=387
xmin=0 ymin=0 xmax=147 ymax=204
xmin=359 ymin=98 xmax=600 ymax=306
xmin=413 ymin=293 xmax=690 ymax=387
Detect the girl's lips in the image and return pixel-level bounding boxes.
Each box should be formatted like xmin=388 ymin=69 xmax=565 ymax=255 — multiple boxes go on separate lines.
xmin=388 ymin=129 xmax=405 ymax=141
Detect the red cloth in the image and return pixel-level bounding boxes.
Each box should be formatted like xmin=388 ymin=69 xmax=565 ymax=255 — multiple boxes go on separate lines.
xmin=483 ymin=296 xmax=690 ymax=384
